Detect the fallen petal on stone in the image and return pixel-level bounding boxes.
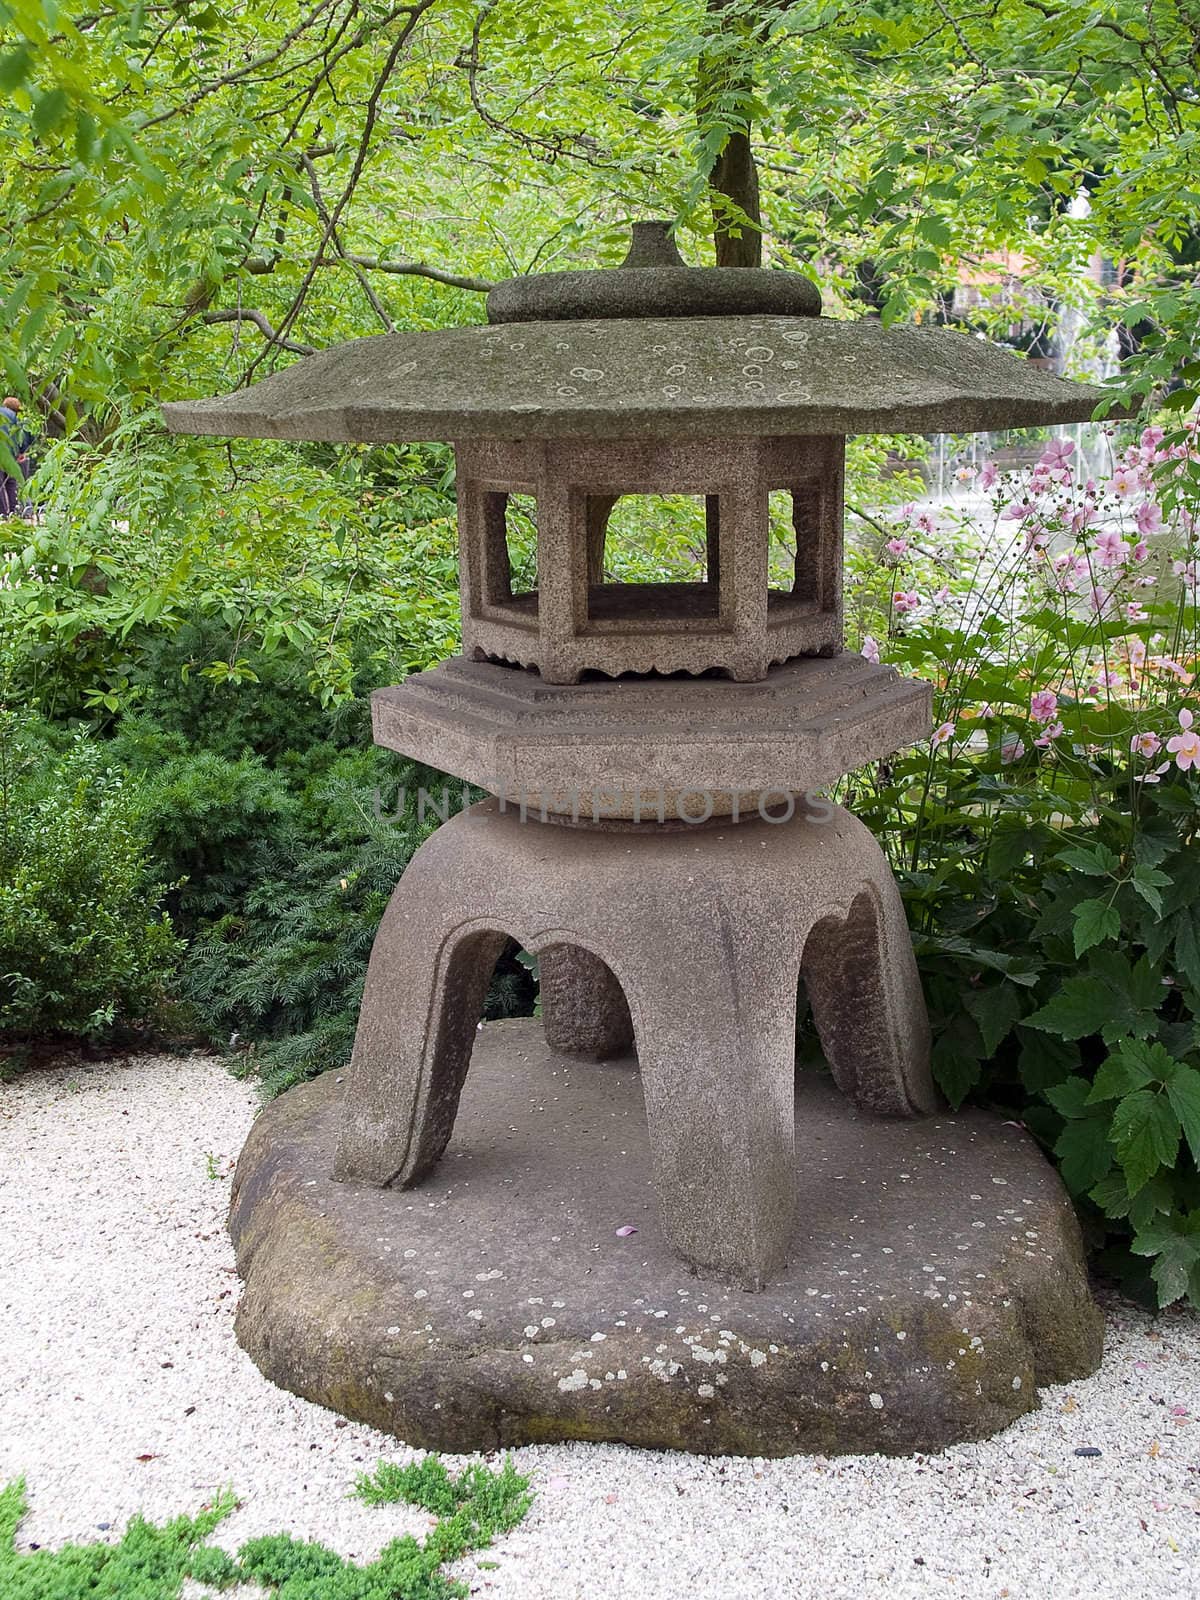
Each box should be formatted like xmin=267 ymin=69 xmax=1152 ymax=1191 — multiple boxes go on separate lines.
xmin=614 ymin=1225 xmax=638 ymax=1237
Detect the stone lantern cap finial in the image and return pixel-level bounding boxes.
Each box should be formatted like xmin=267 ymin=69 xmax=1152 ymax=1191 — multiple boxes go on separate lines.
xmin=486 ymin=218 xmax=823 ymax=323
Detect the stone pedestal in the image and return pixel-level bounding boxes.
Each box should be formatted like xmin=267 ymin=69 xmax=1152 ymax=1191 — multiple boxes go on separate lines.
xmin=334 ymin=798 xmax=935 ymax=1288
xmin=230 ymin=1018 xmax=1102 ymax=1458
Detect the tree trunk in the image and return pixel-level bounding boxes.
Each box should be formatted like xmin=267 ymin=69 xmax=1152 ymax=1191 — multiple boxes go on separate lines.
xmin=697 ymin=0 xmax=763 ymax=267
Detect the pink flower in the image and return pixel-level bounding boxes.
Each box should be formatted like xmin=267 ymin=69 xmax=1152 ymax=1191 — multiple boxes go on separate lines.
xmin=1136 ymin=761 xmax=1171 ymax=785
xmin=931 ymin=721 xmax=956 ymax=748
xmin=1167 ymin=708 xmax=1200 ymax=771
xmin=1151 ymin=656 xmax=1190 ymax=682
xmin=1093 ymin=529 xmax=1130 ymax=569
xmin=885 ymin=538 xmax=909 ymax=558
xmin=1038 ymin=437 xmax=1074 ymax=484
xmin=1040 ymin=437 xmax=1075 ymax=470
xmin=1001 ymin=499 xmax=1034 ymax=522
xmin=893 ymin=590 xmax=921 ymax=615
xmin=932 ymin=584 xmax=950 ymax=604
xmin=1001 ymin=737 xmax=1026 ymax=764
xmin=1069 ymin=501 xmax=1097 ymax=534
xmin=1135 ymin=501 xmax=1163 ymax=536
xmin=979 ymin=461 xmax=998 ymax=489
xmin=915 ymin=511 xmax=937 ymax=535
xmin=1127 ymin=601 xmax=1147 ymax=622
xmin=1030 ymin=690 xmax=1058 ymax=724
xmin=861 ymin=636 xmax=881 ymax=665
xmin=1173 ymin=558 xmax=1199 ymax=594
xmin=1131 ymin=731 xmax=1162 ymax=758
xmin=954 ymin=464 xmax=975 ymax=483
xmin=1142 ymin=425 xmax=1165 ymax=451
xmin=1132 ymin=539 xmax=1149 ymax=562
xmin=1034 ymin=720 xmax=1064 ymax=747
xmin=1108 ymin=467 xmax=1139 ymax=498
xmin=1088 ymin=585 xmax=1113 ymax=615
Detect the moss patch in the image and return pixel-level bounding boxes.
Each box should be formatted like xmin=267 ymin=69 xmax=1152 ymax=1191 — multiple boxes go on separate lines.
xmin=0 ymin=1453 xmax=531 ymax=1600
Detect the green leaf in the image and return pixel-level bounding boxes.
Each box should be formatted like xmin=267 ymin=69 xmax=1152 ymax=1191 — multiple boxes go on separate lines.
xmin=931 ymin=1020 xmax=984 ymax=1109
xmin=964 ymin=982 xmax=1022 ymax=1057
xmin=915 ymin=215 xmax=952 ymax=249
xmin=1174 ymin=912 xmax=1200 ymax=993
xmin=1087 ymin=1039 xmax=1175 ymax=1103
xmin=1089 ymin=1170 xmax=1174 ymax=1228
xmin=1110 ymin=1090 xmax=1180 ymax=1195
xmin=1018 ymin=1029 xmax=1077 ymax=1094
xmin=1131 ymin=1216 xmax=1200 ymax=1306
xmin=1026 ymin=976 xmax=1114 ymax=1040
xmin=1055 ymin=1114 xmax=1114 ymax=1194
xmin=0 ymin=47 xmax=33 ymax=92
xmin=32 ymin=88 xmax=70 ymax=139
xmin=1130 ymin=865 xmax=1171 ymax=917
xmin=1072 ymin=897 xmax=1120 ymax=957
xmin=1163 ymin=1065 xmax=1200 ymax=1168
xmin=1046 ymin=1074 xmax=1093 ymax=1119
xmin=987 ymin=822 xmax=1037 ymax=877
xmin=1059 ymin=844 xmax=1119 ymax=876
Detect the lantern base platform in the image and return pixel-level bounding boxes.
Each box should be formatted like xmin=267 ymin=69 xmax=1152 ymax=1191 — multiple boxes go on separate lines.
xmin=371 ymin=652 xmax=932 ymax=818
xmin=229 ymin=1019 xmax=1101 ymax=1458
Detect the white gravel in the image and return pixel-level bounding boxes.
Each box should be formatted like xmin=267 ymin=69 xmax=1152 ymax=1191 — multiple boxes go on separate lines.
xmin=2 ymin=1052 xmax=1198 ymax=1600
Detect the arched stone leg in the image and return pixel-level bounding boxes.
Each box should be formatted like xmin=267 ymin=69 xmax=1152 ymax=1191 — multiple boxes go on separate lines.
xmin=334 ymin=798 xmax=933 ymax=1291
xmin=540 ymin=944 xmax=634 ymax=1058
xmin=333 ymin=831 xmax=508 ymax=1186
xmin=802 ymin=882 xmax=937 ymax=1116
xmin=621 ymin=921 xmax=803 ymax=1288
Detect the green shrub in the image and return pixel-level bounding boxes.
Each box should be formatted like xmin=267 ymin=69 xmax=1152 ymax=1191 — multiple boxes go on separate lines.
xmin=0 ymin=715 xmax=181 ymax=1043
xmin=110 ymin=733 xmax=533 ymax=1094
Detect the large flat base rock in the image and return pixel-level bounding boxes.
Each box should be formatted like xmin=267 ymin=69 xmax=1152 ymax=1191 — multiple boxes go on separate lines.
xmin=229 ymin=1019 xmax=1101 ymax=1457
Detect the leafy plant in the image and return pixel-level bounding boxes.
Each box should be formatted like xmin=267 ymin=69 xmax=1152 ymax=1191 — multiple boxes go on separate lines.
xmin=847 ymin=419 xmax=1200 ymax=1307
xmin=0 ymin=714 xmax=181 ymax=1044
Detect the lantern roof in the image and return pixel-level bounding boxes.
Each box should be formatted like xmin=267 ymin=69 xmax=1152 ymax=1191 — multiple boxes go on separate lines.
xmin=162 ymin=222 xmax=1120 ymax=444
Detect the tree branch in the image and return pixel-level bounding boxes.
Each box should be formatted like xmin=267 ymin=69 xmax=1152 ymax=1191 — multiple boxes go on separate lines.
xmin=200 ymin=309 xmax=317 ymax=355
xmin=242 ymin=242 xmax=496 ymax=294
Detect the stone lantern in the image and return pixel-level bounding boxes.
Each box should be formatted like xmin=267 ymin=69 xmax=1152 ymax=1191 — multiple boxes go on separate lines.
xmin=165 ymin=225 xmax=1108 ymax=1455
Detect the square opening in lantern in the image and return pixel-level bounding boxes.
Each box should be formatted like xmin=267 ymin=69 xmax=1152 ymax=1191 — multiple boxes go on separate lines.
xmin=474 ymin=489 xmax=539 ymax=622
xmin=766 ymin=484 xmax=834 ymax=621
xmin=581 ymin=492 xmax=722 ymax=634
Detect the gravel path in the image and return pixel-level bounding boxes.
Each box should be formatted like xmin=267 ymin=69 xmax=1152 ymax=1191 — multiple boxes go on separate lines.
xmin=2 ymin=1053 xmax=1198 ymax=1599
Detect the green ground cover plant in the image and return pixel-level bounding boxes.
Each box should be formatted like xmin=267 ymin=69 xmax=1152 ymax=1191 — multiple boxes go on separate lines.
xmin=0 ymin=1455 xmax=531 ymax=1600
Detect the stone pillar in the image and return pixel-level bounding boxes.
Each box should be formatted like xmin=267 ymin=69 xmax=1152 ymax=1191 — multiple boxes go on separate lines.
xmin=539 ymin=943 xmax=635 ymax=1058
